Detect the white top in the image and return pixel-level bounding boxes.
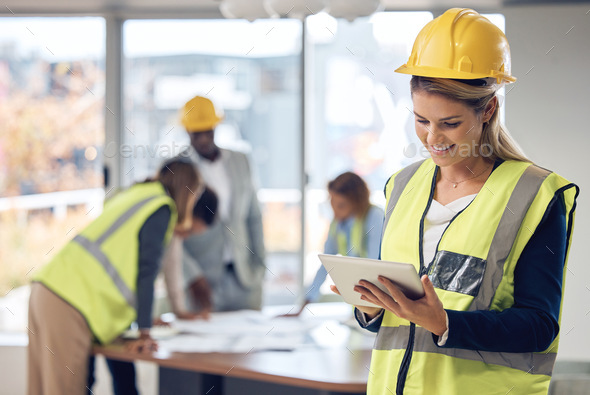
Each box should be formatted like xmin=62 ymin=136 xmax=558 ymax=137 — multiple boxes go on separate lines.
xmin=423 ymin=193 xmax=476 ymax=345
xmin=422 ymin=194 xmax=477 ymax=268
xmin=189 ymin=148 xmax=233 ymax=262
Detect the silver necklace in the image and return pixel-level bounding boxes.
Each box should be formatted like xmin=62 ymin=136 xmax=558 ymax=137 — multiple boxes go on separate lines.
xmin=442 ymin=163 xmax=492 ymax=188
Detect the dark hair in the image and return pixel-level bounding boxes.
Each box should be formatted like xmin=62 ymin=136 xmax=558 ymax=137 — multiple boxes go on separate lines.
xmin=193 ymin=187 xmax=218 ymax=225
xmin=328 ymin=172 xmax=371 ymax=218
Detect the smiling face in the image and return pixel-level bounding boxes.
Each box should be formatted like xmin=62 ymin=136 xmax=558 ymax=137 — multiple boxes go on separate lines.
xmin=412 ymin=91 xmax=487 ymax=168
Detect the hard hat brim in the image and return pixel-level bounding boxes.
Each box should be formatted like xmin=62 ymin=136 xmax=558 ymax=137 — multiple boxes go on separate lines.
xmin=395 ymin=64 xmax=516 ymax=84
xmin=183 ymin=116 xmax=223 ymax=133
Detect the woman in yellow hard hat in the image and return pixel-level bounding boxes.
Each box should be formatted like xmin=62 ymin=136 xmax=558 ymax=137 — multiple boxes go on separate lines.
xmin=347 ymin=8 xmax=579 ymax=395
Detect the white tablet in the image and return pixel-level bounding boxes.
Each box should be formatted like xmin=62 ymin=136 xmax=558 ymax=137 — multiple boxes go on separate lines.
xmin=318 ymin=254 xmax=424 ymax=308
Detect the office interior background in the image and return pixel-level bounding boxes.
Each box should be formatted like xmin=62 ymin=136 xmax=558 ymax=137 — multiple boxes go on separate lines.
xmin=1 ymin=0 xmax=589 ymax=393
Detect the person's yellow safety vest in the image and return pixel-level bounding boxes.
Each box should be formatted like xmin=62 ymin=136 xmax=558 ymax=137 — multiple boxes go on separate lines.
xmin=329 ymin=213 xmax=368 ymax=257
xmin=369 ymin=159 xmax=578 ymax=395
xmin=34 ymin=181 xmax=177 ymax=344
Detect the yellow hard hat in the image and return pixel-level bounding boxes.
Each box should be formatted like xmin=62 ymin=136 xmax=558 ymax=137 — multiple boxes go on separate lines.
xmin=395 ymin=8 xmax=516 ymax=84
xmin=180 ymin=96 xmax=223 ymax=133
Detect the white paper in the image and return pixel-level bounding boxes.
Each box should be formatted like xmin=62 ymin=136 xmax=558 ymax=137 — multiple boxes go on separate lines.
xmin=156 ymin=305 xmax=374 ymax=354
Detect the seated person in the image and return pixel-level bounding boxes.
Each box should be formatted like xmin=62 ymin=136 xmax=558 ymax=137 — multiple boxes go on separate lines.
xmin=289 ymin=172 xmax=384 ymax=316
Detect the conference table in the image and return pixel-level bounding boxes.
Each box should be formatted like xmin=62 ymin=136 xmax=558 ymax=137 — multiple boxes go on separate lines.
xmin=94 ymin=303 xmax=375 ymax=395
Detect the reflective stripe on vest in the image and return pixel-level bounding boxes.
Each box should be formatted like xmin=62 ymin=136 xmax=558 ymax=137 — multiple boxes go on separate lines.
xmin=70 ymin=195 xmax=160 ymax=308
xmin=470 ymin=165 xmax=549 ymax=310
xmin=375 ymin=325 xmax=556 ymax=376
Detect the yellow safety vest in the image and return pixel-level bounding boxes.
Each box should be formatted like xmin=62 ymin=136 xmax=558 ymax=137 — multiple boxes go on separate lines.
xmin=329 ymin=213 xmax=368 ymax=257
xmin=34 ymin=182 xmax=177 ymax=344
xmin=369 ymin=159 xmax=578 ymax=395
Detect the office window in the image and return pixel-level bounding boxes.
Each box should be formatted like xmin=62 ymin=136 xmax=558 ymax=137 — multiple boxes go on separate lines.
xmin=303 ymin=12 xmax=433 ymax=296
xmin=0 ymin=17 xmax=105 ymax=330
xmin=122 ymin=19 xmax=302 ymax=305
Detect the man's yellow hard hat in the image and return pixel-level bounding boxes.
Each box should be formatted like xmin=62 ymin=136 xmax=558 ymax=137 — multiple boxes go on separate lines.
xmin=395 ymin=8 xmax=516 ymax=84
xmin=180 ymin=96 xmax=223 ymax=133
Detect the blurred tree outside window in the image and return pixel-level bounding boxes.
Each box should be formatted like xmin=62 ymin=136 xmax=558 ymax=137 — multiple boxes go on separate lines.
xmin=0 ymin=18 xmax=105 ymax=329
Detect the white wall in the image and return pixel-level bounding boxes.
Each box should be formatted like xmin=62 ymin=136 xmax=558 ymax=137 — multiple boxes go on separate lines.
xmin=504 ymin=4 xmax=590 ymax=361
xmin=0 ymin=338 xmax=27 ymax=395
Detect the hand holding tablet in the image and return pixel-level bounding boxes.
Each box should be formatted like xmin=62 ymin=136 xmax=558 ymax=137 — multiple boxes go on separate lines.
xmin=318 ymin=254 xmax=425 ymax=308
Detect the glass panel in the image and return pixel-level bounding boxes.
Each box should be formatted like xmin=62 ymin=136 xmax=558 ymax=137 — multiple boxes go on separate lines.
xmin=123 ymin=19 xmax=302 ymax=305
xmin=0 ymin=17 xmax=105 ymax=330
xmin=304 ymin=12 xmax=433 ymax=298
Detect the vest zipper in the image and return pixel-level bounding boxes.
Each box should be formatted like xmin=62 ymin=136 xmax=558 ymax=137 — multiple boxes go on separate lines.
xmin=395 ymin=161 xmax=501 ymax=393
xmin=395 ymin=166 xmax=438 ymax=394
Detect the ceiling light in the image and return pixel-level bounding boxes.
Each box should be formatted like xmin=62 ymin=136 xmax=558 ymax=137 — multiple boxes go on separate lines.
xmin=219 ymin=0 xmax=272 ymax=22
xmin=263 ymin=0 xmax=328 ymax=19
xmin=327 ymin=0 xmax=383 ymax=22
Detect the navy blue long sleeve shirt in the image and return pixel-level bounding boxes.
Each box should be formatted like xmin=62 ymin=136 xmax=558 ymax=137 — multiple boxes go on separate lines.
xmin=136 ymin=205 xmax=171 ymax=329
xmin=359 ymin=193 xmax=567 ymax=353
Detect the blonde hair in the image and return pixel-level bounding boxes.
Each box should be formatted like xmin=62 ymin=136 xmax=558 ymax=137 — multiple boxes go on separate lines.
xmin=410 ymin=76 xmax=531 ymax=163
xmin=156 ymin=160 xmax=201 ymax=231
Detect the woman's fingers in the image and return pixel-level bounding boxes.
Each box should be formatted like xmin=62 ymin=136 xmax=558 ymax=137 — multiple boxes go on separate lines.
xmin=353 ymin=275 xmax=447 ymax=335
xmin=421 ymin=275 xmax=437 ymax=300
xmin=138 ymin=339 xmax=158 ymax=354
xmin=360 ymin=296 xmax=385 ymax=311
xmin=358 ymin=279 xmax=398 ymax=304
xmin=378 ymin=276 xmax=410 ymax=304
xmin=356 ymin=280 xmax=402 ymax=314
xmin=355 ymin=286 xmax=381 ymax=306
xmin=126 ymin=338 xmax=158 ymax=354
